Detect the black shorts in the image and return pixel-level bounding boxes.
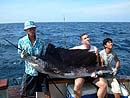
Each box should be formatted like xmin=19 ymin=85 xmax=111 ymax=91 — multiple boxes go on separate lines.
xmin=37 ymin=72 xmax=49 ymax=93
xmin=85 ymin=77 xmax=96 ymax=83
xmin=20 ymin=73 xmax=49 ymax=97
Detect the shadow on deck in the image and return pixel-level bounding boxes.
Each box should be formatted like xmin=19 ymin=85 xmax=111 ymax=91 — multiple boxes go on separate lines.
xmin=8 ymin=86 xmax=36 ymax=98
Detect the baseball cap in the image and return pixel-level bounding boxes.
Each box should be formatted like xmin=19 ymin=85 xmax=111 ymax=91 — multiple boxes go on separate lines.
xmin=24 ymin=20 xmax=36 ymax=30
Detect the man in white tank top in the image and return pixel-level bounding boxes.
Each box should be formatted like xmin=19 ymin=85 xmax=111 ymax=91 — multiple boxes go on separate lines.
xmin=71 ymin=33 xmax=107 ymax=98
xmin=100 ymin=38 xmax=121 ymax=98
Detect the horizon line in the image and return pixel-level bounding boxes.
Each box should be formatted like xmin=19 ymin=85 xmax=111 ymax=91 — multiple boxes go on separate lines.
xmin=0 ymin=21 xmax=130 ymax=24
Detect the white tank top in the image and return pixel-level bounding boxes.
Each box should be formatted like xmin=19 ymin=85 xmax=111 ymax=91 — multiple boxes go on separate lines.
xmin=99 ymin=49 xmax=116 ymax=66
xmin=71 ymin=45 xmax=97 ymax=53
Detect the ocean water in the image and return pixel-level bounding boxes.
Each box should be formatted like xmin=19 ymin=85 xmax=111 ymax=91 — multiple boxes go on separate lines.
xmin=0 ymin=22 xmax=130 ymax=83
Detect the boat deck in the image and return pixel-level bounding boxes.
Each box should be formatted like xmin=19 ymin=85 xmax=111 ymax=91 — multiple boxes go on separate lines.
xmin=8 ymin=86 xmax=37 ymax=98
xmin=8 ymin=78 xmax=71 ymax=98
xmin=3 ymin=78 xmax=130 ymax=98
xmin=8 ymin=86 xmax=21 ymax=98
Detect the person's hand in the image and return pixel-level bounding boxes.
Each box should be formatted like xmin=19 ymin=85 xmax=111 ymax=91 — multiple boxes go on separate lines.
xmin=97 ymin=70 xmax=103 ymax=76
xmin=91 ymin=72 xmax=97 ymax=78
xmin=112 ymin=67 xmax=117 ymax=75
xmin=20 ymin=50 xmax=30 ymax=59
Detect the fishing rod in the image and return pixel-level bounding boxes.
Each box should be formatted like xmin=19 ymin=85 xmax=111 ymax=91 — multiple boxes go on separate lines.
xmin=4 ymin=38 xmax=32 ymax=58
xmin=4 ymin=38 xmax=22 ymax=51
xmin=4 ymin=38 xmax=72 ymax=97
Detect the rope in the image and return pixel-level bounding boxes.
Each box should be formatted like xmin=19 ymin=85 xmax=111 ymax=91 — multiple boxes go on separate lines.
xmin=47 ymin=75 xmax=71 ymax=98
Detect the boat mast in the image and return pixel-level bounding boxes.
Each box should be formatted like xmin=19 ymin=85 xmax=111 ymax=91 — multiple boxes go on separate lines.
xmin=63 ymin=16 xmax=67 ymax=48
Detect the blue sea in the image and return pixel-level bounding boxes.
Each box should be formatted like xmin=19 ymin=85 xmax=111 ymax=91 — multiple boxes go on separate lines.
xmin=0 ymin=22 xmax=130 ymax=84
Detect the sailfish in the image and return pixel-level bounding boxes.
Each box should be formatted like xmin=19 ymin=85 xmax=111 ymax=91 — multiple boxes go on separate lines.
xmin=23 ymin=43 xmax=112 ymax=78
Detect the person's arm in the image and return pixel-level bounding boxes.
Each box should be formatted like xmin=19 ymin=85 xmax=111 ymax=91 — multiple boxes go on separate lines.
xmin=18 ymin=40 xmax=22 ymax=55
xmin=99 ymin=55 xmax=105 ymax=67
xmin=95 ymin=48 xmax=101 ymax=66
xmin=111 ymin=53 xmax=120 ymax=75
xmin=18 ymin=40 xmax=30 ymax=59
xmin=114 ymin=55 xmax=120 ymax=69
xmin=95 ymin=48 xmax=99 ymax=65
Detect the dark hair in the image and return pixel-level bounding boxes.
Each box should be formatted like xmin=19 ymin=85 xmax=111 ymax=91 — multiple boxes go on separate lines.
xmin=80 ymin=33 xmax=88 ymax=40
xmin=103 ymin=38 xmax=113 ymax=46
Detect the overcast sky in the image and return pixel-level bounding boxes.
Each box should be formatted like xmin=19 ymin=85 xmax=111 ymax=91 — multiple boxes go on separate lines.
xmin=0 ymin=0 xmax=130 ymax=23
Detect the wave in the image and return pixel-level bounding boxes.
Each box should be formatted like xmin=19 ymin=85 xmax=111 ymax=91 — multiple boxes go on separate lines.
xmin=114 ymin=43 xmax=130 ymax=53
